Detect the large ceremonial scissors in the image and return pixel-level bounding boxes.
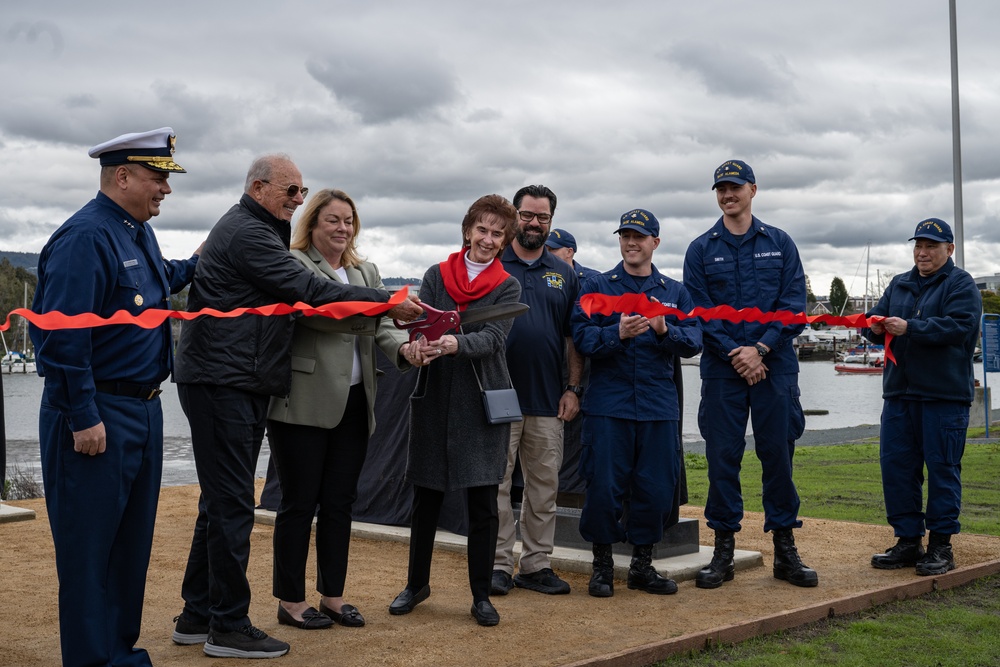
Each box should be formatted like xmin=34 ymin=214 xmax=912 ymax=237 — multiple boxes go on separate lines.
xmin=394 ymin=302 xmax=529 ymax=342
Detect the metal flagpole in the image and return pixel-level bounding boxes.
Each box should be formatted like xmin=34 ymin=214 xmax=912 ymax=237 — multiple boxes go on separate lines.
xmin=950 ymin=0 xmax=965 ymax=268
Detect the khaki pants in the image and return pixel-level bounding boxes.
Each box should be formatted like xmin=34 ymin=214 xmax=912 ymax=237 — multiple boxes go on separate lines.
xmin=494 ymin=415 xmax=564 ymax=574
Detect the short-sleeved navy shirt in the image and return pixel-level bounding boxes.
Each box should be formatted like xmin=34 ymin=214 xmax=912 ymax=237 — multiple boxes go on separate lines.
xmin=501 ymin=246 xmax=580 ymax=416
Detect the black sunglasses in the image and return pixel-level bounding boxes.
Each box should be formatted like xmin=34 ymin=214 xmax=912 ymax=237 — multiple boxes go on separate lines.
xmin=261 ymin=180 xmax=309 ymax=198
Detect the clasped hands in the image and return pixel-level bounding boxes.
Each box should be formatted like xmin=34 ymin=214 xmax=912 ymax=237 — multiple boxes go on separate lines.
xmin=730 ymin=346 xmax=768 ymax=386
xmin=401 ymin=334 xmax=458 ymax=367
xmin=618 ymin=297 xmax=668 ymax=340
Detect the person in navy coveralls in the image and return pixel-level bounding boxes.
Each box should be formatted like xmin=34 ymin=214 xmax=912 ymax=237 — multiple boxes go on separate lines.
xmin=572 ymin=209 xmax=701 ymax=597
xmin=683 ymin=160 xmax=818 ymax=590
xmin=864 ymin=218 xmax=981 ymax=576
xmin=30 ymin=127 xmax=200 ymax=667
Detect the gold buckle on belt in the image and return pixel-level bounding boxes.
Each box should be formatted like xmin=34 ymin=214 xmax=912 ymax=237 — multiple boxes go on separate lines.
xmin=147 ymin=388 xmax=163 ymax=400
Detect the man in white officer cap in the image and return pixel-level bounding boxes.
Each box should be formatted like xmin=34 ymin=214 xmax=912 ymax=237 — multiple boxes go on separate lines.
xmin=30 ymin=127 xmax=201 ymax=667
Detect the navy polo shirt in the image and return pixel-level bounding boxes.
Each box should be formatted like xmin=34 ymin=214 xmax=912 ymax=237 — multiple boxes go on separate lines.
xmin=501 ymin=246 xmax=580 ymax=416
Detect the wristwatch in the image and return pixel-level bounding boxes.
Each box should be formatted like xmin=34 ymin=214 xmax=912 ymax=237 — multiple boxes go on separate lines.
xmin=564 ymin=384 xmax=584 ymax=398
xmin=754 ymin=343 xmax=769 ymax=357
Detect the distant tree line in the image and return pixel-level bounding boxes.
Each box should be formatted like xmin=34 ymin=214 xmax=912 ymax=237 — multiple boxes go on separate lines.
xmin=0 ymin=259 xmax=38 ymax=353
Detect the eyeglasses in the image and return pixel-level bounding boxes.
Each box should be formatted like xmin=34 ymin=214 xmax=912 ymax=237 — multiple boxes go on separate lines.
xmin=518 ymin=210 xmax=552 ymax=224
xmin=261 ymin=180 xmax=309 ymax=198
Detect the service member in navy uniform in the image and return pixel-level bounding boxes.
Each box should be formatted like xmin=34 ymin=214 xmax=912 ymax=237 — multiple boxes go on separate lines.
xmin=682 ymin=160 xmax=818 ymax=590
xmin=864 ymin=218 xmax=981 ymax=576
xmin=30 ymin=127 xmax=200 ymax=667
xmin=545 ymin=228 xmax=600 ymax=281
xmin=571 ymin=209 xmax=702 ymax=597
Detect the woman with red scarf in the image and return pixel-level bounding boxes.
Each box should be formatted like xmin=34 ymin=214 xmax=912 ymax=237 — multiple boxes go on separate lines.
xmin=389 ymin=194 xmax=521 ymax=627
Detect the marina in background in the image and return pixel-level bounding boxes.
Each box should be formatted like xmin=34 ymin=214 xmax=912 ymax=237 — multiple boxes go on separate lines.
xmin=4 ymin=360 xmax=998 ymax=489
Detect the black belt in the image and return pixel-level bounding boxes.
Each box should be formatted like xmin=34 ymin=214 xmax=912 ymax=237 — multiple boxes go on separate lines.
xmin=95 ymin=381 xmax=163 ymax=400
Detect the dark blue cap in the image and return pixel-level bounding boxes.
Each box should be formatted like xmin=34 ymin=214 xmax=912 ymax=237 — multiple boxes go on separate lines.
xmin=909 ymin=218 xmax=953 ymax=243
xmin=712 ymin=160 xmax=755 ymax=189
xmin=545 ymin=228 xmax=577 ymax=251
xmin=616 ymin=209 xmax=659 ymax=237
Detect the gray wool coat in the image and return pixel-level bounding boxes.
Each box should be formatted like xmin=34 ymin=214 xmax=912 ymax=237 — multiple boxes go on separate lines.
xmin=405 ymin=263 xmax=522 ymax=492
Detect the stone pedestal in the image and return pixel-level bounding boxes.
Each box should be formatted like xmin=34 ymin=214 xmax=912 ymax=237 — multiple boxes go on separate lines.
xmin=969 ymin=386 xmax=992 ymax=427
xmin=0 ymin=502 xmax=36 ymax=523
xmin=513 ymin=501 xmax=700 ymax=559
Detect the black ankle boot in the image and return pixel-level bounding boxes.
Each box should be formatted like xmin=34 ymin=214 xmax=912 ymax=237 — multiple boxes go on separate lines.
xmin=627 ymin=544 xmax=677 ymax=595
xmin=916 ymin=532 xmax=955 ymax=576
xmin=871 ymin=536 xmax=924 ymax=570
xmin=772 ymin=529 xmax=819 ymax=587
xmin=696 ymin=530 xmax=736 ymax=589
xmin=589 ymin=543 xmax=614 ymax=598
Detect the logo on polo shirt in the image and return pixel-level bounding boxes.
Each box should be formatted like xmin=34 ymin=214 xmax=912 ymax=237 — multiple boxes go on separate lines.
xmin=543 ymin=272 xmax=565 ymax=290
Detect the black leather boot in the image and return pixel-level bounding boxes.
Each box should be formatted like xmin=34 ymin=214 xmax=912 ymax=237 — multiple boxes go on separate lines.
xmin=871 ymin=536 xmax=924 ymax=570
xmin=589 ymin=543 xmax=614 ymax=598
xmin=772 ymin=529 xmax=819 ymax=587
xmin=916 ymin=532 xmax=955 ymax=576
xmin=696 ymin=530 xmax=736 ymax=589
xmin=627 ymin=545 xmax=677 ymax=595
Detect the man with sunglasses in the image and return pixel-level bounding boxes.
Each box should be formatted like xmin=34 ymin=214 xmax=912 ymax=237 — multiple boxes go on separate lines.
xmin=492 ymin=184 xmax=583 ymax=596
xmin=171 ymin=154 xmax=421 ymax=658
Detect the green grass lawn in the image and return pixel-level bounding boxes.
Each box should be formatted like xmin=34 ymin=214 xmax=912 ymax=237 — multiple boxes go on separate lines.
xmin=684 ymin=442 xmax=1000 ymax=536
xmin=658 ymin=440 xmax=1000 ymax=666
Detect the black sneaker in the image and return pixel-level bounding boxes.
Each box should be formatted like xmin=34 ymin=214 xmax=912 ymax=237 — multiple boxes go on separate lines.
xmin=513 ymin=567 xmax=571 ymax=595
xmin=204 ymin=624 xmax=290 ymax=659
xmin=172 ymin=614 xmax=209 ymax=646
xmin=490 ymin=570 xmax=514 ymax=596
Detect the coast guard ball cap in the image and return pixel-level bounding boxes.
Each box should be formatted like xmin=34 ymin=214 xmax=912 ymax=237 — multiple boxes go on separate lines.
xmin=615 ymin=209 xmax=659 ymax=237
xmin=712 ymin=159 xmax=755 ymax=189
xmin=545 ymin=228 xmax=577 ymax=251
xmin=909 ymin=217 xmax=953 ymax=243
xmin=88 ymin=127 xmax=186 ymax=173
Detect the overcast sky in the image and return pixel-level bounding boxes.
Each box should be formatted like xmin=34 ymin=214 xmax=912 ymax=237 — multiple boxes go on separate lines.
xmin=1 ymin=1 xmax=997 ymax=299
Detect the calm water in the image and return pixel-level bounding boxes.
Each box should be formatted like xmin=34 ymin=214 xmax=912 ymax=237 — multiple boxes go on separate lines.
xmin=1 ymin=374 xmax=270 ymax=488
xmin=4 ymin=362 xmax=998 ymax=486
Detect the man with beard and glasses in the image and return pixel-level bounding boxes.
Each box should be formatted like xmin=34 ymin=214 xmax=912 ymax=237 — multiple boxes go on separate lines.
xmin=491 ymin=185 xmax=583 ymax=597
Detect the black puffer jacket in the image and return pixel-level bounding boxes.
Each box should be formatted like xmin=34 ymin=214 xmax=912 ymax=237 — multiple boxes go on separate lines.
xmin=173 ymin=194 xmax=389 ymax=396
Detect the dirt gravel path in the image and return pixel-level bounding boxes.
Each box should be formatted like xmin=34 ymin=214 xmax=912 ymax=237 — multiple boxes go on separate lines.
xmin=3 ymin=483 xmax=999 ymax=666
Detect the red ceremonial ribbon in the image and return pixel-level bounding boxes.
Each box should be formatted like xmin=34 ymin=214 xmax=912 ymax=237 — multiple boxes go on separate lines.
xmin=578 ymin=292 xmax=896 ymax=365
xmin=0 ymin=286 xmax=410 ymax=332
xmin=1 ymin=287 xmax=897 ymax=366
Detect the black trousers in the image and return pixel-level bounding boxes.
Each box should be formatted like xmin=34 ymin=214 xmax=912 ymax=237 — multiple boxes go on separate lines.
xmin=268 ymin=383 xmax=370 ymax=601
xmin=407 ymin=484 xmax=499 ymax=603
xmin=177 ymin=383 xmax=268 ymax=632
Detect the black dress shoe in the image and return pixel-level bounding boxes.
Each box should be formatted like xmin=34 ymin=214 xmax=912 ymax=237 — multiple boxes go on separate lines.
xmin=470 ymin=600 xmax=500 ymax=626
xmin=389 ymin=585 xmax=430 ymax=615
xmin=319 ymin=601 xmax=366 ymax=627
xmin=276 ymin=604 xmax=334 ymax=629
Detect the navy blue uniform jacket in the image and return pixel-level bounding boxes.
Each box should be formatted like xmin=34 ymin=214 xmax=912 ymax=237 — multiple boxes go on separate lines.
xmin=30 ymin=192 xmax=198 ymax=431
xmin=683 ymin=216 xmax=806 ymax=379
xmin=572 ymin=262 xmax=702 ymax=421
xmin=863 ymin=258 xmax=981 ymax=405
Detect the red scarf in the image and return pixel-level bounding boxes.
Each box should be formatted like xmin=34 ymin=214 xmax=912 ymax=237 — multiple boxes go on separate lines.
xmin=439 ymin=249 xmax=510 ymax=311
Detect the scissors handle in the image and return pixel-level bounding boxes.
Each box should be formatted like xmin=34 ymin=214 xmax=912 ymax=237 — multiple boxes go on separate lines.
xmin=394 ymin=304 xmax=461 ymax=343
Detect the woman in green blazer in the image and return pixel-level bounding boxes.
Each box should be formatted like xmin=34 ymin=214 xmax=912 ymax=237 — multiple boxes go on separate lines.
xmin=267 ymin=189 xmax=414 ymax=630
